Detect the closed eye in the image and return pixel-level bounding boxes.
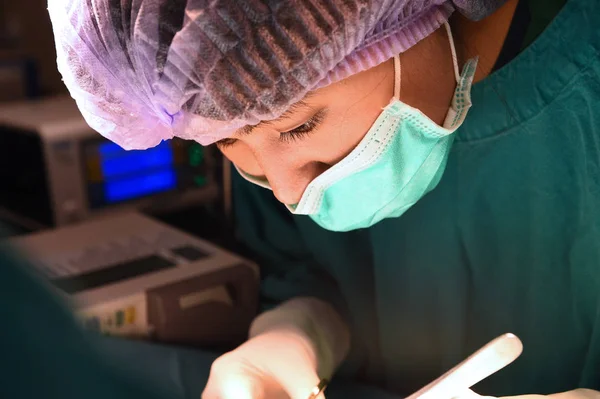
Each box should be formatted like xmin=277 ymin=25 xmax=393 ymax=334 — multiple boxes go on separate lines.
xmin=215 ymin=108 xmax=327 ymax=149
xmin=215 ymin=137 xmax=238 ymax=149
xmin=279 ymin=109 xmax=326 ymax=144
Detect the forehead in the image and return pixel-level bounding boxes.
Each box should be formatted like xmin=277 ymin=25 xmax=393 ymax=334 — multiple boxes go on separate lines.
xmin=235 ymin=60 xmax=393 ymax=134
xmin=298 ymin=60 xmax=394 ymax=107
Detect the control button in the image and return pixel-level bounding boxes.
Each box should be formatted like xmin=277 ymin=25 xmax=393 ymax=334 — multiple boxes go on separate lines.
xmin=172 ymin=245 xmax=209 ymax=261
xmin=115 ymin=310 xmax=124 ymax=327
xmin=125 ymin=306 xmax=136 ymax=324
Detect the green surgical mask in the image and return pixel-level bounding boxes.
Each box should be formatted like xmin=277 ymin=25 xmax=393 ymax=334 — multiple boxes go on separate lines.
xmin=238 ymin=23 xmax=478 ymax=232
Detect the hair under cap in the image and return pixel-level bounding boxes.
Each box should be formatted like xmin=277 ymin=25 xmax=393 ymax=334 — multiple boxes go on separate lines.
xmin=48 ymin=0 xmax=503 ymax=149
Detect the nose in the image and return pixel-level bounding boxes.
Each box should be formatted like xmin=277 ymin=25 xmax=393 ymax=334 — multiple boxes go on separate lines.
xmin=264 ymin=161 xmax=329 ymax=205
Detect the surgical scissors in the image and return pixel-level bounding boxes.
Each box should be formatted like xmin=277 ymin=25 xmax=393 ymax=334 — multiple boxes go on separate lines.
xmin=404 ymin=333 xmax=523 ymax=399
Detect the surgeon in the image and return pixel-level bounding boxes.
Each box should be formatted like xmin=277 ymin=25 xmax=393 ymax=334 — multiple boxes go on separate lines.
xmin=48 ymin=0 xmax=600 ymax=399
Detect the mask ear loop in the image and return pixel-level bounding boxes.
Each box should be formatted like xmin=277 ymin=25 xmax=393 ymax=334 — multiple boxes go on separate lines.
xmin=443 ymin=21 xmax=461 ymax=83
xmin=393 ymin=54 xmax=401 ymax=100
xmin=394 ymin=21 xmax=458 ymax=100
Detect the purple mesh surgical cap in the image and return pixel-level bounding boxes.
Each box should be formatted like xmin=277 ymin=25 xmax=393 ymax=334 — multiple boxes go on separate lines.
xmin=48 ymin=0 xmax=506 ymax=150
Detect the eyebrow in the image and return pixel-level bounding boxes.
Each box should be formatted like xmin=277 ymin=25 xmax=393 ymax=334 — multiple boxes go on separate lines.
xmin=238 ymin=99 xmax=315 ymax=136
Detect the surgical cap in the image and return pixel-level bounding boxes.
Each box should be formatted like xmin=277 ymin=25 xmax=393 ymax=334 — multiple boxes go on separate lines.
xmin=48 ymin=0 xmax=506 ymax=150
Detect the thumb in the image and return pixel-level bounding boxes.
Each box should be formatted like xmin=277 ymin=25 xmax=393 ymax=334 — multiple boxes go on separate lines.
xmin=548 ymin=390 xmax=600 ymax=399
xmin=202 ymin=370 xmax=265 ymax=399
xmin=453 ymin=389 xmax=497 ymax=399
xmin=268 ymin=362 xmax=324 ymax=399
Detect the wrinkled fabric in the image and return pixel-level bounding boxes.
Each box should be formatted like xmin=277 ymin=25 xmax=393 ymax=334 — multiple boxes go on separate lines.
xmin=49 ymin=0 xmax=502 ymax=150
xmin=453 ymin=0 xmax=508 ymax=20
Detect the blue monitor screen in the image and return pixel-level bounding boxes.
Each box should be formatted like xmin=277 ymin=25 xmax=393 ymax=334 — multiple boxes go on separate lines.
xmin=99 ymin=141 xmax=173 ymax=179
xmin=97 ymin=141 xmax=177 ymax=204
xmin=105 ymin=169 xmax=177 ymax=203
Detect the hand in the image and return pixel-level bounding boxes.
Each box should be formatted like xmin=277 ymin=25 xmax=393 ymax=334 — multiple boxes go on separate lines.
xmin=457 ymin=388 xmax=600 ymax=399
xmin=201 ymin=328 xmax=324 ymax=399
xmin=500 ymin=389 xmax=600 ymax=399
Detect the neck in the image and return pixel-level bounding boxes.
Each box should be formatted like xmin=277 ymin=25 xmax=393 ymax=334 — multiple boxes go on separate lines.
xmin=396 ymin=0 xmax=518 ymax=125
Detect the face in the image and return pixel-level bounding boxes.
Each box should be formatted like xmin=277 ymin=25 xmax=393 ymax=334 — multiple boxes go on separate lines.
xmin=217 ymin=60 xmax=395 ymax=205
xmin=216 ymin=27 xmax=456 ymax=205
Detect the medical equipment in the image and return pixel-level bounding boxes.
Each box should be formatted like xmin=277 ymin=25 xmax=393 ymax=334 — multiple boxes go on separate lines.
xmin=1 ymin=212 xmax=259 ymax=347
xmin=405 ymin=333 xmax=523 ymax=399
xmin=0 ymin=95 xmax=219 ymax=228
xmin=0 ymin=56 xmax=37 ymax=102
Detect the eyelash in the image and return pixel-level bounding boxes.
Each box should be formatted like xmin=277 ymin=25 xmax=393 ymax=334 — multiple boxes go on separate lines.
xmin=216 ymin=110 xmax=325 ymax=149
xmin=216 ymin=138 xmax=237 ymax=149
xmin=279 ymin=111 xmax=325 ymax=144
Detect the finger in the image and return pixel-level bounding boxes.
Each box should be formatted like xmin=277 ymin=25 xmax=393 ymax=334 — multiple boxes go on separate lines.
xmin=202 ymin=370 xmax=265 ymax=399
xmin=549 ymin=390 xmax=600 ymax=399
xmin=261 ymin=375 xmax=326 ymax=399
xmin=453 ymin=388 xmax=497 ymax=399
xmin=271 ymin=364 xmax=323 ymax=399
xmin=500 ymin=396 xmax=546 ymax=399
xmin=221 ymin=375 xmax=264 ymax=399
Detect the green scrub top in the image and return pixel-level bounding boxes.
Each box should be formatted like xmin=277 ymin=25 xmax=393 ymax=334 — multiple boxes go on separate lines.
xmin=232 ymin=0 xmax=600 ymax=396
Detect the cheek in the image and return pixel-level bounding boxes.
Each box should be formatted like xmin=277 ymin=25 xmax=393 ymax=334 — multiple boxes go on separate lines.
xmin=219 ymin=142 xmax=262 ymax=176
xmin=318 ymin=102 xmax=386 ymax=165
xmin=315 ymin=80 xmax=392 ymax=164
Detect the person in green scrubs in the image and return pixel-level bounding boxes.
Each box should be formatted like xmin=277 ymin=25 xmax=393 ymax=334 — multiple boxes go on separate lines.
xmin=221 ymin=0 xmax=600 ymax=397
xmin=43 ymin=0 xmax=600 ymax=398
